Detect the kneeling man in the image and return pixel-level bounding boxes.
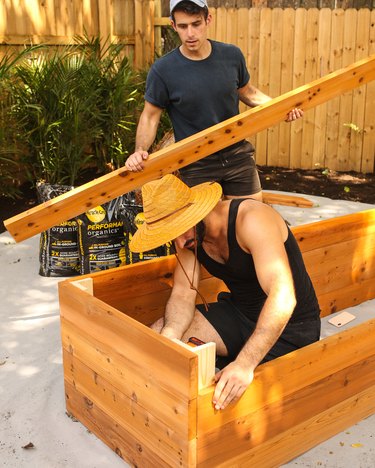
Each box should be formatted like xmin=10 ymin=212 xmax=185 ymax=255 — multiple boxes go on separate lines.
xmin=130 ymin=174 xmax=321 ymax=410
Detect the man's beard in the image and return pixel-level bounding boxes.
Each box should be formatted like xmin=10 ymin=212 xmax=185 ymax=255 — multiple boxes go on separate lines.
xmin=185 ymin=220 xmax=206 ymax=251
xmin=195 ymin=220 xmax=206 ymax=247
xmin=171 ymin=221 xmax=206 ymax=253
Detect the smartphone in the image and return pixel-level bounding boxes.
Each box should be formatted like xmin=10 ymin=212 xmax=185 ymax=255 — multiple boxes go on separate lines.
xmin=328 ymin=311 xmax=356 ymax=327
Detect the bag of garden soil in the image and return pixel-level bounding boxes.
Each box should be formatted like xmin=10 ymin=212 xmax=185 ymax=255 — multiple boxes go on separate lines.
xmin=37 ymin=182 xmax=80 ymax=277
xmin=77 ymin=197 xmax=126 ymax=274
xmin=119 ymin=191 xmax=172 ymax=264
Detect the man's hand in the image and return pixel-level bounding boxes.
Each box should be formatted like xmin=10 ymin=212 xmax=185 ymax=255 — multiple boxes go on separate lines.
xmin=212 ymin=361 xmax=254 ymax=410
xmin=285 ymin=108 xmax=303 ymax=122
xmin=124 ymin=150 xmax=149 ymax=172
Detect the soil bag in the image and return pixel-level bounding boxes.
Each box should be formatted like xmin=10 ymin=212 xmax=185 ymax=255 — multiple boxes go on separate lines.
xmin=77 ymin=197 xmax=126 ymax=274
xmin=37 ymin=182 xmax=80 ymax=277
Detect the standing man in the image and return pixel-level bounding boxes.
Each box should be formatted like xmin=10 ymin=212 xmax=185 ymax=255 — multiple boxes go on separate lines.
xmin=125 ymin=0 xmax=303 ymax=201
xmin=130 ymin=174 xmax=321 ymax=410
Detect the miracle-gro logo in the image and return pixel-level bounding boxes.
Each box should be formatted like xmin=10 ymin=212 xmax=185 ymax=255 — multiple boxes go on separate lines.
xmin=134 ymin=212 xmax=145 ymax=229
xmin=86 ymin=206 xmax=106 ymax=223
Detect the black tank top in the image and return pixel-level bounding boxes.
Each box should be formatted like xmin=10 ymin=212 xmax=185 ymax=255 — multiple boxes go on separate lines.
xmin=197 ymin=199 xmax=320 ymax=322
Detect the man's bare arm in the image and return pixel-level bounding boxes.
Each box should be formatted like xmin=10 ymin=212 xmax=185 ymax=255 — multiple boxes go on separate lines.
xmin=124 ymin=101 xmax=163 ymax=172
xmin=238 ymin=82 xmax=272 ymax=108
xmin=238 ymin=82 xmax=303 ymax=122
xmin=213 ymin=205 xmax=296 ymax=409
xmin=161 ymin=246 xmax=201 ymax=340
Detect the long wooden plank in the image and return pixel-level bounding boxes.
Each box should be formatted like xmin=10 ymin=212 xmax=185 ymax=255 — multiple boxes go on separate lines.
xmin=64 ymin=380 xmax=178 ymax=468
xmin=61 ymin=315 xmax=197 ymax=438
xmin=211 ymin=385 xmax=375 ymax=468
xmin=197 ymin=355 xmax=375 ymax=466
xmin=196 ymin=318 xmax=375 ymax=433
xmin=317 ymin=277 xmax=375 ymax=316
xmin=59 ymin=210 xmax=373 ymax=323
xmin=63 ymin=350 xmax=191 ymax=466
xmin=4 ymin=54 xmax=375 ymax=242
xmin=303 ymin=234 xmax=375 ymax=290
xmin=263 ymin=192 xmax=314 ymax=207
xmin=292 ymin=208 xmax=375 ymax=252
xmin=59 ymin=281 xmax=198 ymax=401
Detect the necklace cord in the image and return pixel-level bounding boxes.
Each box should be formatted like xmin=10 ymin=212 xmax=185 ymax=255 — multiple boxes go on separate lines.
xmin=173 ymin=227 xmax=209 ymax=311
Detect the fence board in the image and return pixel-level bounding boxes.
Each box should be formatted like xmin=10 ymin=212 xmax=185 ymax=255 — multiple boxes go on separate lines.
xmin=290 ymin=8 xmax=307 ymax=169
xmin=325 ymin=9 xmax=345 ymax=170
xmin=247 ymin=7 xmax=261 ymax=150
xmin=226 ymin=8 xmax=237 ymax=47
xmin=215 ymin=7 xmax=227 ymax=43
xmin=82 ymin=0 xmax=96 ymax=34
xmin=349 ymin=8 xmax=371 ymax=170
xmin=313 ymin=8 xmax=331 ymax=170
xmin=301 ymin=8 xmax=319 ymax=169
xmin=267 ymin=8 xmax=283 ymax=167
xmin=237 ymin=7 xmax=249 ymax=69
xmin=256 ymin=7 xmax=272 ymax=165
xmin=248 ymin=8 xmax=261 ymax=86
xmin=237 ymin=6 xmax=250 ymax=121
xmin=278 ymin=8 xmax=295 ymax=168
xmin=337 ymin=9 xmax=357 ymax=169
xmin=98 ymin=0 xmax=113 ymax=49
xmin=15 ymin=0 xmax=29 ymax=35
xmin=362 ymin=10 xmax=375 ymax=172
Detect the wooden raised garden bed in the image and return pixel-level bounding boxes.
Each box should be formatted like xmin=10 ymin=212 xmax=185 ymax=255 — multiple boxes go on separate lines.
xmin=59 ymin=208 xmax=375 ymax=467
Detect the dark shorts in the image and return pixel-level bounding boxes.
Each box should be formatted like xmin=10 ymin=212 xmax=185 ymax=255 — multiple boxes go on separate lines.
xmin=197 ymin=292 xmax=321 ymax=369
xmin=179 ymin=140 xmax=262 ymax=197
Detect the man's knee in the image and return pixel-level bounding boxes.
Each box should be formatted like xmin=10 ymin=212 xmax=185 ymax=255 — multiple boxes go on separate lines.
xmin=150 ymin=317 xmax=164 ymax=333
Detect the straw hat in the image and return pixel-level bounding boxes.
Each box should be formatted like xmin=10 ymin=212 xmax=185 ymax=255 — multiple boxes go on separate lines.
xmin=129 ymin=174 xmax=222 ymax=253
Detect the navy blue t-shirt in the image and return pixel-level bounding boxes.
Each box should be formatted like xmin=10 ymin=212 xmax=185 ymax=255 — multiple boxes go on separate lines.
xmin=145 ymin=40 xmax=250 ymax=142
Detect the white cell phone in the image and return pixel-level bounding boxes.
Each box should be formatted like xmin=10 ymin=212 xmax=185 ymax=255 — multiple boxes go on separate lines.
xmin=328 ymin=311 xmax=356 ymax=328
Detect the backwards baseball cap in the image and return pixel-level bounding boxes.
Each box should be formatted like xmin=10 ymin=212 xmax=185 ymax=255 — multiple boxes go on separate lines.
xmin=170 ymin=0 xmax=208 ymax=15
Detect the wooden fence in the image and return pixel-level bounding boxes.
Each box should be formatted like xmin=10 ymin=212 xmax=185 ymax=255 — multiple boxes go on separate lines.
xmin=1 ymin=1 xmax=374 ymax=172
xmin=204 ymin=7 xmax=375 ymax=172
xmin=0 ymin=0 xmax=155 ymax=68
